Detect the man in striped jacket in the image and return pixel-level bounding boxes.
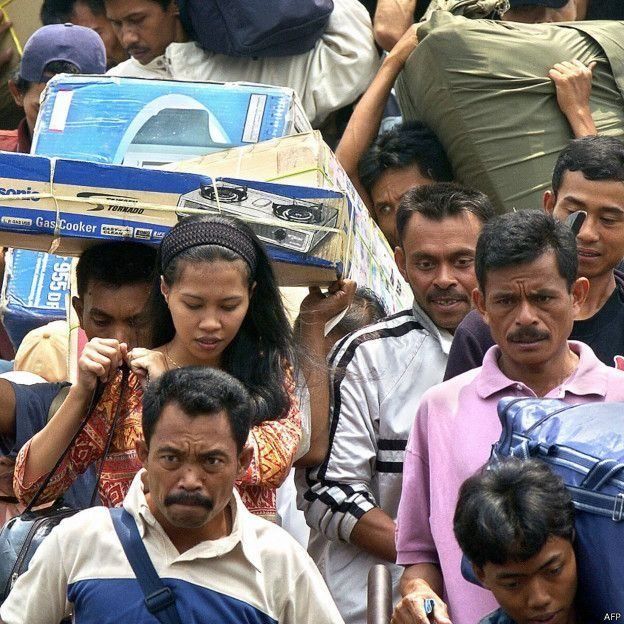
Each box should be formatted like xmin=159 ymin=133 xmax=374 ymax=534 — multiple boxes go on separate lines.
xmin=300 ymin=183 xmax=495 ymax=624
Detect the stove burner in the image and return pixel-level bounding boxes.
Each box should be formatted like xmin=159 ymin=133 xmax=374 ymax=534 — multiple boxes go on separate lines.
xmin=200 ymin=183 xmax=248 ymax=203
xmin=273 ymin=202 xmax=323 ymax=224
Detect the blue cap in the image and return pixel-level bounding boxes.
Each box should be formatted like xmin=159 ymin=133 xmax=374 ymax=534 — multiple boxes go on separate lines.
xmin=19 ymin=23 xmax=106 ymax=83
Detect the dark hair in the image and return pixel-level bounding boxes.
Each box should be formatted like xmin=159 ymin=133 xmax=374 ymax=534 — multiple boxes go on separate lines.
xmin=359 ymin=121 xmax=453 ymax=195
xmin=330 ymin=287 xmax=387 ymax=338
xmin=40 ymin=0 xmax=105 ymax=24
xmin=552 ymin=136 xmax=624 ymax=196
xmin=142 ymin=367 xmax=252 ymax=453
xmin=396 ymin=182 xmax=495 ymax=243
xmin=14 ymin=60 xmax=80 ymax=95
xmin=454 ymin=459 xmax=575 ymax=568
xmin=76 ymin=241 xmax=157 ymax=298
xmin=475 ymin=210 xmax=577 ymax=293
xmin=151 ymin=214 xmax=295 ymax=427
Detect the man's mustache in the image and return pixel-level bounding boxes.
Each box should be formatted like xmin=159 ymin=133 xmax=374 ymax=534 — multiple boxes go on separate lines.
xmin=426 ymin=287 xmax=468 ymax=302
xmin=508 ymin=327 xmax=550 ymax=343
xmin=164 ymin=492 xmax=214 ymax=510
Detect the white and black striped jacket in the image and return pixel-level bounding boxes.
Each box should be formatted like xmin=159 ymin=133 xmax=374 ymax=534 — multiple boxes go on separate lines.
xmin=298 ymin=303 xmax=452 ymax=624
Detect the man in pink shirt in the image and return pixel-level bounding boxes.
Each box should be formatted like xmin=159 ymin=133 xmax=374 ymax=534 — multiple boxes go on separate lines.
xmin=393 ymin=210 xmax=624 ymax=624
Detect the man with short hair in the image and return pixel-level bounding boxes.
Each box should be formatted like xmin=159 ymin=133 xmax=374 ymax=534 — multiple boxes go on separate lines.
xmin=301 ymin=183 xmax=495 ymax=624
xmin=0 ymin=367 xmax=344 ymax=624
xmin=0 ymin=23 xmax=106 ymax=154
xmin=393 ymin=211 xmax=624 ymax=624
xmin=445 ymin=135 xmax=624 ymax=379
xmin=335 ymin=24 xmax=453 ymax=249
xmin=454 ymin=460 xmax=578 ymax=624
xmin=0 ymin=242 xmax=157 ymax=514
xmin=40 ymin=0 xmax=128 ymax=69
xmin=102 ymin=0 xmax=380 ymax=128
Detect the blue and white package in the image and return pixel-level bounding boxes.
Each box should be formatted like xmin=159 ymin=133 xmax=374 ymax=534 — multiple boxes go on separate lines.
xmin=0 ymin=152 xmax=350 ymax=286
xmin=32 ymin=75 xmax=311 ymax=167
xmin=0 ymin=249 xmax=71 ymax=349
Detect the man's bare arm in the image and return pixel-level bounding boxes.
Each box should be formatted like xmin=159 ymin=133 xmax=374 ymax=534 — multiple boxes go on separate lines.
xmin=0 ymin=379 xmax=17 ymax=439
xmin=335 ymin=24 xmax=419 ymax=212
xmin=374 ymin=0 xmax=416 ymax=51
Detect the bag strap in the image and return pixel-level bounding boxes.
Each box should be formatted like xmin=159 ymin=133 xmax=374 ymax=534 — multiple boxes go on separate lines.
xmin=109 ymin=508 xmax=182 ymax=624
xmin=24 ymin=365 xmax=129 ymax=513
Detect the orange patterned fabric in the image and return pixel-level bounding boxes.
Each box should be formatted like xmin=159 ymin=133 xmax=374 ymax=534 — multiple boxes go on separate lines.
xmin=14 ymin=368 xmax=301 ymax=520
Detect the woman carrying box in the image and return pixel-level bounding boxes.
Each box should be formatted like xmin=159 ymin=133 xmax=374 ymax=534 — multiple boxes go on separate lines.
xmin=13 ymin=214 xmax=301 ymax=521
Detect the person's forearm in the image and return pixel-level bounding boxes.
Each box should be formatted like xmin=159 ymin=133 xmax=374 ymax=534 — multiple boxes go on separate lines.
xmin=350 ymin=507 xmax=397 ymax=562
xmin=294 ymin=323 xmax=331 ymax=467
xmin=335 ymin=53 xmax=409 ymax=213
xmin=336 ymin=54 xmax=406 ymax=178
xmin=0 ymin=380 xmax=16 ymax=438
xmin=567 ymin=108 xmax=597 ymax=138
xmin=374 ymin=0 xmax=416 ymax=51
xmin=21 ymin=385 xmax=92 ymax=485
xmin=400 ymin=563 xmax=444 ymax=598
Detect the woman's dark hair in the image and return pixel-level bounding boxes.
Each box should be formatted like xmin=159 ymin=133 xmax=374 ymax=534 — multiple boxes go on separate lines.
xmin=150 ymin=214 xmax=295 ymax=426
xmin=454 ymin=459 xmax=575 ymax=569
xmin=358 ymin=121 xmax=453 ymax=194
xmin=475 ymin=210 xmax=577 ymax=293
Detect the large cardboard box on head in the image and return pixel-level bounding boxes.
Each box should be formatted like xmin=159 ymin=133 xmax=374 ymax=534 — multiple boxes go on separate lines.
xmin=163 ymin=132 xmax=412 ymax=313
xmin=0 ymin=151 xmax=349 ymax=286
xmin=32 ymin=75 xmax=312 ymax=166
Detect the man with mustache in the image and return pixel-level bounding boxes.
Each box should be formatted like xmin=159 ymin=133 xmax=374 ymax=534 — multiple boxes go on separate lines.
xmin=0 ymin=367 xmax=343 ymax=624
xmin=445 ymin=135 xmax=624 ymax=379
xmin=301 ymin=183 xmax=495 ymax=624
xmin=393 ymin=210 xmax=624 ymax=624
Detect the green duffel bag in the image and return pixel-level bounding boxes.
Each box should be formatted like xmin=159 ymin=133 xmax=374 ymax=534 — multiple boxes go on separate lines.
xmin=397 ymin=13 xmax=624 ymax=213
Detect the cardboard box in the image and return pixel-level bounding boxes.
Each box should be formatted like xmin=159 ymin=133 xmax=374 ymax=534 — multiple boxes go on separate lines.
xmin=0 ymin=249 xmax=71 ymax=348
xmin=0 ymin=152 xmax=348 ymax=286
xmin=162 ymin=132 xmax=412 ymax=313
xmin=32 ymin=75 xmax=312 ymax=167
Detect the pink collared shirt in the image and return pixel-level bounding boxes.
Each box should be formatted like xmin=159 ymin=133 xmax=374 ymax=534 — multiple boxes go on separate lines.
xmin=395 ymin=341 xmax=624 ymax=624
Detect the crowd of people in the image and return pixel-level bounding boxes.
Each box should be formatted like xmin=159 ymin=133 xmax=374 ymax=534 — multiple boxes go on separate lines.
xmin=0 ymin=1 xmax=623 ymax=623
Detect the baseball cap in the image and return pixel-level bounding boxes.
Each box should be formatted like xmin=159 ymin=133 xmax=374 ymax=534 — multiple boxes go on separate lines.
xmin=507 ymin=0 xmax=569 ymax=7
xmin=18 ymin=23 xmax=106 ymax=83
xmin=14 ymin=320 xmax=69 ymax=383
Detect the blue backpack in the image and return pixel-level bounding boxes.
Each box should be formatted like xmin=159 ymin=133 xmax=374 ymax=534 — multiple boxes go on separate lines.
xmin=178 ymin=0 xmax=334 ymax=58
xmin=487 ymin=398 xmax=624 ymax=619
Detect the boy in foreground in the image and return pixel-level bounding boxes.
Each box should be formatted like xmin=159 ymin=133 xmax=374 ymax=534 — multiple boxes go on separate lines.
xmin=453 ymin=459 xmax=578 ymax=624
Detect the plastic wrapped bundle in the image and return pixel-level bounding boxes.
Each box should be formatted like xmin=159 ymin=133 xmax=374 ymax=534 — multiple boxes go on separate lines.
xmin=397 ymin=13 xmax=624 ymax=212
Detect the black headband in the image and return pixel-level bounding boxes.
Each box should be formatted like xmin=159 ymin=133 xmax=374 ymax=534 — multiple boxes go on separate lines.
xmin=160 ymin=218 xmax=258 ymax=275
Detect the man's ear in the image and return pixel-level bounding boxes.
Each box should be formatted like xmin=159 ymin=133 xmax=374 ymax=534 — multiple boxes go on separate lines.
xmin=237 ymin=443 xmax=253 ymax=477
xmin=543 ymin=190 xmax=556 ymax=215
xmin=72 ymin=296 xmax=84 ymax=326
xmin=8 ymin=80 xmax=23 ymax=108
xmin=136 ymin=439 xmax=149 ymax=466
xmin=571 ymin=277 xmax=590 ymax=313
xmin=394 ymin=245 xmax=407 ymax=282
xmin=472 ymin=288 xmax=488 ymax=322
